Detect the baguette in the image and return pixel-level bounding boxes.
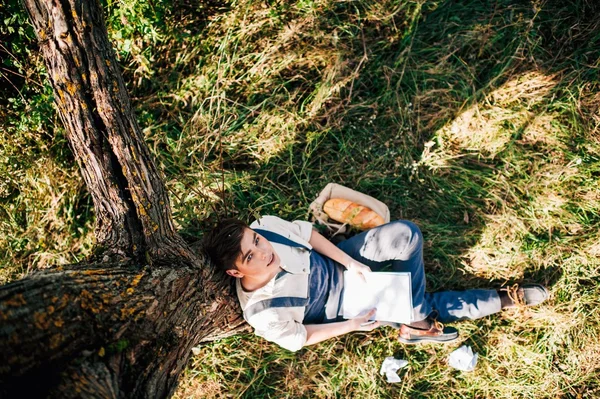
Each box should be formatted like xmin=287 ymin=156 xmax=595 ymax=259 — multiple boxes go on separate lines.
xmin=323 ymin=198 xmax=385 ymax=230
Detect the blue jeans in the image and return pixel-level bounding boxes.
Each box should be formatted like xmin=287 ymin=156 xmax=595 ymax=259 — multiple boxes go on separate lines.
xmin=336 ymin=220 xmax=501 ymax=323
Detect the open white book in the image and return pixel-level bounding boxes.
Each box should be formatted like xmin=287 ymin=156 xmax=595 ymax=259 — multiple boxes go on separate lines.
xmin=342 ymin=271 xmax=413 ymax=324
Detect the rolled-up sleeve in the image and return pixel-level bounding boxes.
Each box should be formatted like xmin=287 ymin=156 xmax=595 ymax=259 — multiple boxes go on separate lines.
xmin=253 ymin=215 xmax=313 ymax=244
xmin=291 ymin=220 xmax=313 ymax=242
xmin=248 ymin=309 xmax=307 ymax=352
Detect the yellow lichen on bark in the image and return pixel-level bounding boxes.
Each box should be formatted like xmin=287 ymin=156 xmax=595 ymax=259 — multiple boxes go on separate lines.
xmin=0 ymin=309 xmax=10 ymax=321
xmin=120 ymin=306 xmax=136 ymax=318
xmin=49 ymin=333 xmax=62 ymax=349
xmin=83 ymin=269 xmax=106 ymax=275
xmin=34 ymin=310 xmax=51 ymax=330
xmin=6 ymin=294 xmax=26 ymax=307
xmin=130 ymin=146 xmax=138 ymax=162
xmin=138 ymin=204 xmax=147 ymax=217
xmin=66 ymin=82 xmax=77 ymax=95
xmin=101 ymin=293 xmax=111 ymax=304
xmin=58 ymin=293 xmax=69 ymax=309
xmin=79 ymin=289 xmax=103 ymax=314
xmin=9 ymin=332 xmax=19 ymax=345
xmin=131 ymin=273 xmax=144 ymax=287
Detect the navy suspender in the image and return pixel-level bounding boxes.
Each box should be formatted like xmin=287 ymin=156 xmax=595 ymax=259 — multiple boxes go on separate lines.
xmin=252 ymin=229 xmax=311 ymax=251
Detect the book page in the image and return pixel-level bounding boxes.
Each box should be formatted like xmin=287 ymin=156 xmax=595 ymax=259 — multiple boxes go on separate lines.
xmin=342 ymin=271 xmax=412 ymax=324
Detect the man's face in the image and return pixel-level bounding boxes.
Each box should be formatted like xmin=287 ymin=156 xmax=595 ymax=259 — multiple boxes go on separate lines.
xmin=227 ymin=228 xmax=281 ymax=279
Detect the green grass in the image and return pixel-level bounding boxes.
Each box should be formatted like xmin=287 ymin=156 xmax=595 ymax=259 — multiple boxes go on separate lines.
xmin=2 ymin=0 xmax=600 ymax=397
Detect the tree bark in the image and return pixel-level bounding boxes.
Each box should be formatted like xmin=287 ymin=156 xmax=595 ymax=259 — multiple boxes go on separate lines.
xmin=23 ymin=0 xmax=186 ymax=260
xmin=0 ymin=0 xmax=248 ymax=397
xmin=1 ymin=260 xmax=248 ymax=398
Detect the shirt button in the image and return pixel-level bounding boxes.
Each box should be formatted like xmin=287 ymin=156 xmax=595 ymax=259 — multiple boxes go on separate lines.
xmin=302 ymin=268 xmax=306 ymax=272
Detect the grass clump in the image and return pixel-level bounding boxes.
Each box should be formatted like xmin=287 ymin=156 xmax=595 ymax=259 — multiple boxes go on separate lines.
xmin=2 ymin=0 xmax=600 ymax=397
xmin=0 ymin=2 xmax=95 ymax=283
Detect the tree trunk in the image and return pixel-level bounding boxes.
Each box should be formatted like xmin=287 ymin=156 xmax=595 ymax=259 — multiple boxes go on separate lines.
xmin=0 ymin=0 xmax=248 ymax=396
xmin=1 ymin=260 xmax=248 ymax=398
xmin=23 ymin=0 xmax=185 ymax=260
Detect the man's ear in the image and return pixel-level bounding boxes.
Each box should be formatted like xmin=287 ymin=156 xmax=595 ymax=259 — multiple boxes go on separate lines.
xmin=226 ymin=269 xmax=244 ymax=278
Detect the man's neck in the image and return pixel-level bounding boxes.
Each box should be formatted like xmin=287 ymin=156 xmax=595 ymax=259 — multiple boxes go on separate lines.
xmin=240 ymin=267 xmax=281 ymax=292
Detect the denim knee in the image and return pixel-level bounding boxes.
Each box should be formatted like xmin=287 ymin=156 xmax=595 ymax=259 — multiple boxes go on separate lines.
xmin=388 ymin=220 xmax=423 ymax=248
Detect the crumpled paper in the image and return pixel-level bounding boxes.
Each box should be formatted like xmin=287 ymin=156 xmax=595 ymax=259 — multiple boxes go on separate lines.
xmin=379 ymin=356 xmax=409 ymax=383
xmin=448 ymin=345 xmax=478 ymax=372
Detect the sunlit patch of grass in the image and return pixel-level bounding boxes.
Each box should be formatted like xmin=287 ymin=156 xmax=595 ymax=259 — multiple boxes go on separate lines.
xmin=173 ymin=376 xmax=223 ymax=399
xmin=419 ymin=66 xmax=593 ymax=294
xmin=585 ymin=240 xmax=600 ymax=257
xmin=176 ymin=328 xmax=413 ymax=398
xmin=518 ymin=114 xmax=565 ymax=149
xmin=488 ymin=71 xmax=558 ymax=108
xmin=0 ymin=153 xmax=95 ymax=284
xmin=565 ymin=340 xmax=600 ymax=378
xmin=439 ymin=106 xmax=531 ymax=158
xmin=229 ymin=111 xmax=304 ymax=162
xmin=463 ymin=211 xmax=530 ymax=281
xmin=434 ymin=71 xmax=560 ymax=159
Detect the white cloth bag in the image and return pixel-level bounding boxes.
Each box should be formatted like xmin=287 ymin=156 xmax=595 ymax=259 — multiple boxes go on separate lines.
xmin=309 ymin=183 xmax=391 ymax=235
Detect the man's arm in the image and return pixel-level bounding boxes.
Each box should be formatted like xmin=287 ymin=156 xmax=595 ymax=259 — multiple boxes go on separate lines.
xmin=304 ymin=309 xmax=379 ymax=346
xmin=308 ymin=229 xmax=371 ymax=278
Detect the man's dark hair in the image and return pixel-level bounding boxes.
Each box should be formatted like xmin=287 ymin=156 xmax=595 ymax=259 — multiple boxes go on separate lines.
xmin=202 ymin=218 xmax=248 ymax=272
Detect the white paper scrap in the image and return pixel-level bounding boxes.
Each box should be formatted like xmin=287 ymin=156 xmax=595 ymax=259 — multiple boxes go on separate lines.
xmin=379 ymin=356 xmax=409 ymax=383
xmin=448 ymin=345 xmax=478 ymax=372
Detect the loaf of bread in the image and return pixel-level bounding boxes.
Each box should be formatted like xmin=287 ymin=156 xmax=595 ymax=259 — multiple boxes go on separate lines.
xmin=323 ymin=198 xmax=385 ymax=230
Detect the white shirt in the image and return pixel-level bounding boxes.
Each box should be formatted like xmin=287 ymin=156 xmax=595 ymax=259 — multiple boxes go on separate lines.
xmin=236 ymin=215 xmax=314 ymax=351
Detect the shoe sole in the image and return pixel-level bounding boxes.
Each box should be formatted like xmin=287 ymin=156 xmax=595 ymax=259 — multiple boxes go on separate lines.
xmin=398 ymin=334 xmax=459 ymax=345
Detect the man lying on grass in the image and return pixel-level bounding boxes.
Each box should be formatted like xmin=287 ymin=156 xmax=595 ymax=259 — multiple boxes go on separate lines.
xmin=203 ymin=216 xmax=549 ymax=352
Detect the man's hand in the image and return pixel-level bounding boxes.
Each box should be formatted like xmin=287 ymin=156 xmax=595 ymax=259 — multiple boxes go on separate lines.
xmin=309 ymin=230 xmax=373 ymax=281
xmin=304 ymin=308 xmax=380 ymax=346
xmin=347 ymin=258 xmax=372 ymax=282
xmin=350 ymin=309 xmax=380 ymax=331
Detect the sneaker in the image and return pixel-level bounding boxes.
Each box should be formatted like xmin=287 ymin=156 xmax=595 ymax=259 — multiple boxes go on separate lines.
xmin=398 ymin=318 xmax=459 ymax=344
xmin=501 ymin=283 xmax=549 ymax=308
